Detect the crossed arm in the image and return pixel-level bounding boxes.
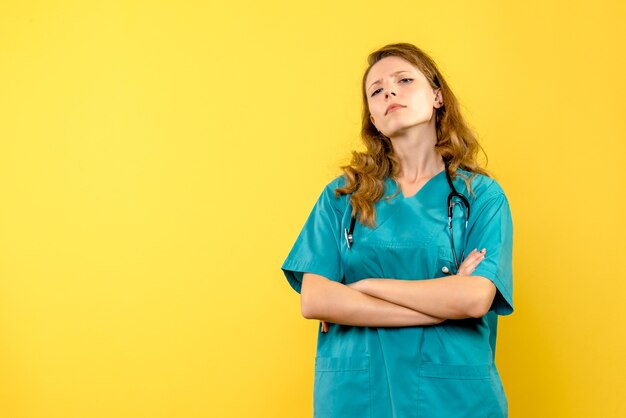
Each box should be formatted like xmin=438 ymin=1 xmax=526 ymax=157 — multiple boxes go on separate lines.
xmin=300 ymin=249 xmax=497 ymax=329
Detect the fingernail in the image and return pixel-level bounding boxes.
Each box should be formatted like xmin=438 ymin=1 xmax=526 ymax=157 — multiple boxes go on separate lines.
xmin=481 ymin=248 xmax=486 ymax=253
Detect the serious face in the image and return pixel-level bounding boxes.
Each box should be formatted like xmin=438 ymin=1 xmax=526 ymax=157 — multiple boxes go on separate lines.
xmin=365 ymin=56 xmax=443 ymax=138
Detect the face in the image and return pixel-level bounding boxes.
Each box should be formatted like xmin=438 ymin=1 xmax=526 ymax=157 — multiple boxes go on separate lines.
xmin=365 ymin=55 xmax=443 ymax=138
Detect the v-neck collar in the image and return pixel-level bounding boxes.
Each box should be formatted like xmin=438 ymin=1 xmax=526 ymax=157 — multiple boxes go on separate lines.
xmin=353 ymin=169 xmax=448 ymax=242
xmin=386 ymin=168 xmax=447 ymax=200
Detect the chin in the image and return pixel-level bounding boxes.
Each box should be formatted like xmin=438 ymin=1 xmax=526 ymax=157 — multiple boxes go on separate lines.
xmin=381 ymin=123 xmax=415 ymax=138
xmin=382 ymin=117 xmax=433 ymax=138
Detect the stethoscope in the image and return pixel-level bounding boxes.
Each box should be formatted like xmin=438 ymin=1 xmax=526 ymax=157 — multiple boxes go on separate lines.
xmin=344 ymin=162 xmax=471 ymax=274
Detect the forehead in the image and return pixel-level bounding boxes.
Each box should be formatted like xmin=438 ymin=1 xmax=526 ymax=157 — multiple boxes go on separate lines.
xmin=365 ymin=56 xmax=422 ymax=86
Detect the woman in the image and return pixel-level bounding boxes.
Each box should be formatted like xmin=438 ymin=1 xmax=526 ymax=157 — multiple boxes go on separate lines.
xmin=282 ymin=43 xmax=513 ymax=418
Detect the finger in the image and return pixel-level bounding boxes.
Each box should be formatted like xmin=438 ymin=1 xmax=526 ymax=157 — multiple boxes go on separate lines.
xmin=464 ymin=248 xmax=482 ymax=261
xmin=458 ymin=250 xmax=482 ymax=269
xmin=459 ymin=253 xmax=485 ymax=275
xmin=464 ymin=248 xmax=486 ymax=263
xmin=458 ymin=251 xmax=486 ymax=275
xmin=463 ymin=248 xmax=478 ymax=259
xmin=464 ymin=253 xmax=485 ymax=270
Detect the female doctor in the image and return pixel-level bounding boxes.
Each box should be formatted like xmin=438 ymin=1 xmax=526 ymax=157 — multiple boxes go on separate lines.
xmin=282 ymin=43 xmax=514 ymax=418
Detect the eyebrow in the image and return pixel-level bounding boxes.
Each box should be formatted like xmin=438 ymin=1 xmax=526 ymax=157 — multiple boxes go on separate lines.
xmin=367 ymin=70 xmax=414 ymax=91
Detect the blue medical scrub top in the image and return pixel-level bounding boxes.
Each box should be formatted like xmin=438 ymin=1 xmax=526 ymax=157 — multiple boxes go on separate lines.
xmin=282 ymin=169 xmax=514 ymax=418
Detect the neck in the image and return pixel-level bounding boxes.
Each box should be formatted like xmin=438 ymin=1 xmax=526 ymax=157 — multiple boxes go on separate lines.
xmin=390 ymin=123 xmax=444 ymax=183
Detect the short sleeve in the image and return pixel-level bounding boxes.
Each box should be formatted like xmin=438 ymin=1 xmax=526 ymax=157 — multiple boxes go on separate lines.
xmin=281 ymin=179 xmax=346 ymax=294
xmin=465 ymin=189 xmax=514 ymax=316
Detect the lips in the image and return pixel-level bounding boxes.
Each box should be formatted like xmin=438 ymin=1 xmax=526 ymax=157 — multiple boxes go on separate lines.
xmin=385 ymin=104 xmax=405 ymax=115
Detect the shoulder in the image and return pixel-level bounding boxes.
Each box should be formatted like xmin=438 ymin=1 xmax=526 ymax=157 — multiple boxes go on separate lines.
xmin=326 ymin=174 xmax=348 ymax=191
xmin=457 ymin=169 xmax=508 ymax=205
xmin=318 ymin=175 xmax=350 ymax=212
xmin=456 ymin=170 xmax=513 ymax=227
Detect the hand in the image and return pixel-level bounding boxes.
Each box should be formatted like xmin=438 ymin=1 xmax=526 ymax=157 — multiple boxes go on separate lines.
xmin=457 ymin=248 xmax=486 ymax=276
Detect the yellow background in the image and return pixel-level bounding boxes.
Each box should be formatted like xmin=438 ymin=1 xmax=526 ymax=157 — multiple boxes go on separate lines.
xmin=1 ymin=1 xmax=625 ymax=417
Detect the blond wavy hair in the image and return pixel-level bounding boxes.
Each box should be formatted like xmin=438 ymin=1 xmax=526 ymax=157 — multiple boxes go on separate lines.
xmin=335 ymin=43 xmax=490 ymax=227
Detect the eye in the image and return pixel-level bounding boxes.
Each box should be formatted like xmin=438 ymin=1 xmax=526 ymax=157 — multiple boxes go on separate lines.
xmin=370 ymin=88 xmax=383 ymax=97
xmin=399 ymin=78 xmax=414 ymax=84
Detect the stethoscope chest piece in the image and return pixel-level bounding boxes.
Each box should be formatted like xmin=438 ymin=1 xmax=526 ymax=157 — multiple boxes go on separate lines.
xmin=344 ymin=215 xmax=357 ymax=249
xmin=344 ymin=227 xmax=353 ymax=249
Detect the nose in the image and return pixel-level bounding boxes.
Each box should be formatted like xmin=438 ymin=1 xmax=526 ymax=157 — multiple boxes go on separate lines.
xmin=385 ymin=90 xmax=396 ymax=99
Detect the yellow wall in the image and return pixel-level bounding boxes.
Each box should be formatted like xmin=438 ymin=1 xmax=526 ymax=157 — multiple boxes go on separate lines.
xmin=1 ymin=1 xmax=625 ymax=417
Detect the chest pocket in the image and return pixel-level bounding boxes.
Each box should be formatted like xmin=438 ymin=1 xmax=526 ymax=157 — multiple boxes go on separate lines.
xmin=434 ymin=245 xmax=456 ymax=277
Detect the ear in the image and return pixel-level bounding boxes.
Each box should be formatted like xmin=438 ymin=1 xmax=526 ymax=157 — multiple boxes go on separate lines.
xmin=370 ymin=114 xmax=376 ymax=126
xmin=434 ymin=89 xmax=443 ymax=108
